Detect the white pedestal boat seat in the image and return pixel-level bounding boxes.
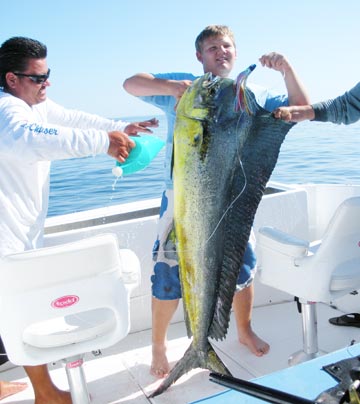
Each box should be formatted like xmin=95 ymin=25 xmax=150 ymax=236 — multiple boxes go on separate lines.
xmin=0 ymin=233 xmax=140 ymax=404
xmin=257 ymin=196 xmax=360 ymax=365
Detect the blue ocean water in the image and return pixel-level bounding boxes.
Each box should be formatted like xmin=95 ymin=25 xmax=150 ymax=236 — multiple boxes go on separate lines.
xmin=48 ymin=115 xmax=360 ymax=218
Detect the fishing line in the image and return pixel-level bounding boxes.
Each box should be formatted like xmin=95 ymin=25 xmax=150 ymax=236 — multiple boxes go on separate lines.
xmin=203 ymin=114 xmax=248 ymax=245
xmin=158 ymin=164 xmax=248 ymax=257
xmin=161 ymin=112 xmax=249 ymax=256
xmin=160 ymin=155 xmax=248 ymax=257
xmin=201 ymin=66 xmax=260 ymax=245
xmin=262 ymin=69 xmax=287 ymax=100
xmin=161 ymin=72 xmax=257 ymax=255
xmin=204 ymin=162 xmax=247 ymax=244
xmin=273 ymin=69 xmax=287 ymax=93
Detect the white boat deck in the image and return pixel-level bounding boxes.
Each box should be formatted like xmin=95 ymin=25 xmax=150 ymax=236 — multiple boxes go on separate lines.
xmin=2 ymin=182 xmax=360 ymax=403
xmin=1 ymin=299 xmax=359 ymax=403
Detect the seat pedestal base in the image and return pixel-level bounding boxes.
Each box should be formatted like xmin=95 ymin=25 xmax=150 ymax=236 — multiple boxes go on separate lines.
xmin=288 ymin=301 xmax=325 ymax=366
xmin=288 ymin=349 xmax=325 ymax=366
xmin=64 ymin=355 xmax=90 ymax=404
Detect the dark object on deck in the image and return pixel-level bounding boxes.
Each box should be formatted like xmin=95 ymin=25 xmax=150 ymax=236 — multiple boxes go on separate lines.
xmin=210 ymin=356 xmax=360 ymax=404
xmin=209 ymin=372 xmax=318 ymax=404
xmin=329 ymin=313 xmax=360 ymax=328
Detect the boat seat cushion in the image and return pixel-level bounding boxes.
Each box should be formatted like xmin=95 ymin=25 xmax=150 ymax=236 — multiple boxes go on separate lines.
xmin=23 ymin=308 xmax=116 ymax=348
xmin=258 ymin=226 xmax=309 ymax=257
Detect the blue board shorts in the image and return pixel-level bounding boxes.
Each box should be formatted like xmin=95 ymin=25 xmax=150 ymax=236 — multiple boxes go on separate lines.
xmin=151 ymin=189 xmax=257 ymax=300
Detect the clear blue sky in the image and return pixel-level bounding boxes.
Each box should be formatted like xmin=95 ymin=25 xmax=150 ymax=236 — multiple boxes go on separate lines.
xmin=2 ymin=0 xmax=359 ymax=119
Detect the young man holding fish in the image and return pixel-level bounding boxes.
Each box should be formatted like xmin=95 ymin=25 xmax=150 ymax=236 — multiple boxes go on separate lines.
xmin=124 ymin=25 xmax=309 ymax=378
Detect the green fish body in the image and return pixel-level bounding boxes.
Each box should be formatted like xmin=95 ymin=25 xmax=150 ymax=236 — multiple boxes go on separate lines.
xmin=150 ymin=72 xmax=295 ymax=397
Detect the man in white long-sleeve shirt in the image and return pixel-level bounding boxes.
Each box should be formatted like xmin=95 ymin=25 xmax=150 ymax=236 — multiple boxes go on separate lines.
xmin=0 ymin=36 xmax=157 ymax=403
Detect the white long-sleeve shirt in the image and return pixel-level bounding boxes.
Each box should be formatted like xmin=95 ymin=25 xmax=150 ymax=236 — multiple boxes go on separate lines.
xmin=0 ymin=91 xmax=128 ymax=256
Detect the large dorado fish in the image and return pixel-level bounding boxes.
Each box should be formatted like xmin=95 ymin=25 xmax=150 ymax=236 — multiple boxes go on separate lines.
xmin=150 ymin=66 xmax=295 ymax=397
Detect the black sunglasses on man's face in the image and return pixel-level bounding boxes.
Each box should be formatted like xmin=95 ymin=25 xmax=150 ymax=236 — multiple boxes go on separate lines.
xmin=13 ymin=69 xmax=51 ymax=84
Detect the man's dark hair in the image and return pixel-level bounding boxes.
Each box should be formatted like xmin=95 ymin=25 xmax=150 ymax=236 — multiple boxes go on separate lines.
xmin=0 ymin=37 xmax=47 ymax=88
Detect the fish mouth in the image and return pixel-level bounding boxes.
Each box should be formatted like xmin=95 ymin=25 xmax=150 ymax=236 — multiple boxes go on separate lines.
xmin=202 ymin=73 xmax=221 ymax=87
xmin=176 ymin=73 xmax=226 ymax=122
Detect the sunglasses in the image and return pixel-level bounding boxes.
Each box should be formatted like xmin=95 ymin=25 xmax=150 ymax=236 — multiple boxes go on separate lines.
xmin=13 ymin=69 xmax=51 ymax=84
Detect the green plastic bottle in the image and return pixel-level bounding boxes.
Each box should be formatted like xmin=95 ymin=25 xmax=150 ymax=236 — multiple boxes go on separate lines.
xmin=112 ymin=135 xmax=165 ymax=177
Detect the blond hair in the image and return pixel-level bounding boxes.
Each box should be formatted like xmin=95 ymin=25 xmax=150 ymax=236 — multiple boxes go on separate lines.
xmin=195 ymin=25 xmax=236 ymax=52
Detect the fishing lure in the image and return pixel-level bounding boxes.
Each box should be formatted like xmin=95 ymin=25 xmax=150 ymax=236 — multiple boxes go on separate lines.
xmin=234 ymin=64 xmax=257 ymax=114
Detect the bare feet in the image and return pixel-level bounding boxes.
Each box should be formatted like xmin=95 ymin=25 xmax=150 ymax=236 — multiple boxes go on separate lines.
xmin=34 ymin=389 xmax=72 ymax=404
xmin=239 ymin=328 xmax=270 ymax=357
xmin=150 ymin=343 xmax=170 ymax=378
xmin=0 ymin=380 xmax=28 ymax=400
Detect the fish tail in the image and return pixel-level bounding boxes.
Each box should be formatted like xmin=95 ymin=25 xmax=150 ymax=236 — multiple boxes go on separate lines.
xmin=149 ymin=341 xmax=231 ymax=397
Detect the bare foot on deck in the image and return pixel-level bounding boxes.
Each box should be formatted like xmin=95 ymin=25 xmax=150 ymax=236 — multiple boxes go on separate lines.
xmin=34 ymin=389 xmax=72 ymax=404
xmin=150 ymin=343 xmax=170 ymax=378
xmin=239 ymin=328 xmax=270 ymax=357
xmin=0 ymin=380 xmax=28 ymax=400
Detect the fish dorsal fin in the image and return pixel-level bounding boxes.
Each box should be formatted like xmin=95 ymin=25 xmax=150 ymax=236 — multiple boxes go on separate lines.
xmin=209 ymin=104 xmax=296 ymax=341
